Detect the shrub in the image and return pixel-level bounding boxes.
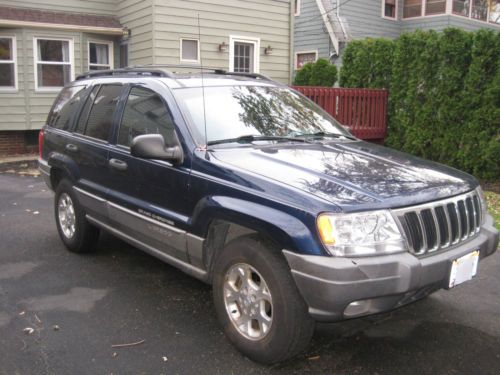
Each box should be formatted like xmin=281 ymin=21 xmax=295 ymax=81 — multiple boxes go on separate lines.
xmin=339 ymin=28 xmax=500 ymax=180
xmin=293 ymin=58 xmax=337 ymax=86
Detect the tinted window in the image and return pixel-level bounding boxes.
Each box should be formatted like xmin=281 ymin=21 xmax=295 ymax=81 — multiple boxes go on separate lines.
xmin=75 ymin=86 xmax=99 ymax=134
xmin=117 ymin=87 xmax=176 ymax=147
xmin=47 ymin=86 xmax=86 ymax=130
xmin=83 ymin=85 xmax=122 ymax=141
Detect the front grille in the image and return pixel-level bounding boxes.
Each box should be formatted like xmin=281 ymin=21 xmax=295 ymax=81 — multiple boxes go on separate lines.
xmin=393 ymin=190 xmax=482 ymax=256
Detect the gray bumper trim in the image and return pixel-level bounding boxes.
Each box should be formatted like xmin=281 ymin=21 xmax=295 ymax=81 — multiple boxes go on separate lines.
xmin=284 ymin=214 xmax=499 ymax=322
xmin=38 ymin=158 xmax=52 ymax=190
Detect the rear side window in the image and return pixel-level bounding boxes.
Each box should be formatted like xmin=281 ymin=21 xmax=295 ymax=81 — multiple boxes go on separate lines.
xmin=117 ymin=87 xmax=176 ymax=147
xmin=77 ymin=84 xmax=123 ymax=141
xmin=47 ymin=85 xmax=86 ymax=130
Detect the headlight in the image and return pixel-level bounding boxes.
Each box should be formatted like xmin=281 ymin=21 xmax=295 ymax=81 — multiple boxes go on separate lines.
xmin=317 ymin=210 xmax=406 ymax=257
xmin=476 ymin=186 xmax=487 ymax=223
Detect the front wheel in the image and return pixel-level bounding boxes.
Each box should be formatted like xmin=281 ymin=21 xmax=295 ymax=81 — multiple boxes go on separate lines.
xmin=212 ymin=235 xmax=315 ymax=364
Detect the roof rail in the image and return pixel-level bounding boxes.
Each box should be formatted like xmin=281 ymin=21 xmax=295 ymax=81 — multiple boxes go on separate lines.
xmin=75 ymin=65 xmax=276 ymax=83
xmin=75 ymin=68 xmax=175 ymax=81
xmin=209 ymin=70 xmax=274 ymax=82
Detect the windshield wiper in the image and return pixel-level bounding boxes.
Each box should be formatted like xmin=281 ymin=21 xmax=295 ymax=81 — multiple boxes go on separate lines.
xmin=207 ymin=135 xmax=310 ymax=146
xmin=296 ymin=131 xmax=356 ymax=140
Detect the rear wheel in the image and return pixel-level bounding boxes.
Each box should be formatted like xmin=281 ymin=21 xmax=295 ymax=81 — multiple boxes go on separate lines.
xmin=54 ymin=179 xmax=99 ymax=253
xmin=213 ymin=235 xmax=315 ymax=364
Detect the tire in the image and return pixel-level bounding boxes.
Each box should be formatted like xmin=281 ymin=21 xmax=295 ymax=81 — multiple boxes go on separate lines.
xmin=54 ymin=179 xmax=99 ymax=253
xmin=212 ymin=235 xmax=315 ymax=364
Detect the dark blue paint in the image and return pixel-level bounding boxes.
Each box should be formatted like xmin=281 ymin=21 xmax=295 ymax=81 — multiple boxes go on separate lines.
xmin=41 ymin=75 xmax=479 ymax=258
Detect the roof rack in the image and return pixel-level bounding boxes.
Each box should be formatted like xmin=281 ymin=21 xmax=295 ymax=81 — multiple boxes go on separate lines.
xmin=75 ymin=65 xmax=276 ymax=83
xmin=75 ymin=68 xmax=175 ymax=81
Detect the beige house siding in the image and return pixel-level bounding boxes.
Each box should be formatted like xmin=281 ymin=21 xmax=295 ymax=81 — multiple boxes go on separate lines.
xmin=0 ymin=28 xmax=119 ymax=130
xmin=153 ymin=0 xmax=291 ymax=83
xmin=0 ymin=0 xmax=292 ymax=133
xmin=117 ymin=0 xmax=154 ymax=65
xmin=0 ymin=0 xmax=117 ymax=16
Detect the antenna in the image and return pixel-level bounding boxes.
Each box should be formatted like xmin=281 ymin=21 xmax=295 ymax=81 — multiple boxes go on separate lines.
xmin=197 ymin=13 xmax=208 ymax=149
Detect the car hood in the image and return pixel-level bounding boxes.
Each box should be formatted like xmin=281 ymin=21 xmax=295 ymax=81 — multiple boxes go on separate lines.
xmin=209 ymin=141 xmax=478 ymax=211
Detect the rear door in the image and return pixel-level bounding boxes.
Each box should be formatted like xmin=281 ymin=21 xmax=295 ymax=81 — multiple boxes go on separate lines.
xmin=69 ymin=83 xmax=124 ymax=221
xmin=106 ymin=82 xmax=192 ymax=261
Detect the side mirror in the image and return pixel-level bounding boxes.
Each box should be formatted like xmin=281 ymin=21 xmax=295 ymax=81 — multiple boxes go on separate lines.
xmin=131 ymin=134 xmax=183 ymax=165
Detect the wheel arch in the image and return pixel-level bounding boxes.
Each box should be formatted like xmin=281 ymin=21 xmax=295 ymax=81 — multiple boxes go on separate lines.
xmin=191 ymin=196 xmax=326 ymax=281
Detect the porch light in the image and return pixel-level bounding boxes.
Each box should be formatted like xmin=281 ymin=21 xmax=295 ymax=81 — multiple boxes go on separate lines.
xmin=218 ymin=42 xmax=228 ymax=52
xmin=264 ymin=45 xmax=273 ymax=55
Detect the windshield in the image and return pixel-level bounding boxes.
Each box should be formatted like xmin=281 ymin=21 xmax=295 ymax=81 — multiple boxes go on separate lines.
xmin=173 ymin=85 xmax=351 ymax=145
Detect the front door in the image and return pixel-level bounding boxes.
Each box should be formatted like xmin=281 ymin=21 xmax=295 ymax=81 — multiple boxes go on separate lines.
xmin=106 ymin=82 xmax=191 ymax=261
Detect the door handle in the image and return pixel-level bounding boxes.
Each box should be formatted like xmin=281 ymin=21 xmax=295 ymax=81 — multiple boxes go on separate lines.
xmin=109 ymin=158 xmax=128 ymax=171
xmin=65 ymin=143 xmax=78 ymax=152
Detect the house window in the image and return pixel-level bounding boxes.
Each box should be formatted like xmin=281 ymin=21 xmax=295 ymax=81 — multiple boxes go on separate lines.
xmin=471 ymin=0 xmax=488 ymax=21
xmin=229 ymin=36 xmax=260 ymax=73
xmin=0 ymin=36 xmax=17 ymax=90
xmin=491 ymin=0 xmax=500 ymax=24
xmin=384 ymin=0 xmax=397 ymax=18
xmin=403 ymin=0 xmax=423 ymax=18
xmin=452 ymin=0 xmax=470 ymax=16
xmin=180 ymin=38 xmax=199 ymax=63
xmin=425 ymin=0 xmax=446 ymax=15
xmin=35 ymin=38 xmax=73 ymax=90
xmin=453 ymin=0 xmax=495 ymax=22
xmin=295 ymin=0 xmax=301 ymax=16
xmin=89 ymin=41 xmax=113 ymax=70
xmin=295 ymin=51 xmax=317 ymax=70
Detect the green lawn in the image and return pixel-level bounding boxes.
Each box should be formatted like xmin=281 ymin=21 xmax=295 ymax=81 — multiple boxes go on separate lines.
xmin=485 ymin=191 xmax=500 ymax=232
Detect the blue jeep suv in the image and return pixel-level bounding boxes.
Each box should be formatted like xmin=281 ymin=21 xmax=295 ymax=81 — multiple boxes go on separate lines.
xmin=38 ymin=67 xmax=499 ymax=364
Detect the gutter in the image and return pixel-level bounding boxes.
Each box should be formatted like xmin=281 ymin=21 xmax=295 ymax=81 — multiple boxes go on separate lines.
xmin=0 ymin=19 xmax=125 ymax=36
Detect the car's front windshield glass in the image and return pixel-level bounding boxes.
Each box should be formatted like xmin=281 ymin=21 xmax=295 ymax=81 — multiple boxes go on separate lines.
xmin=173 ymin=85 xmax=350 ymax=145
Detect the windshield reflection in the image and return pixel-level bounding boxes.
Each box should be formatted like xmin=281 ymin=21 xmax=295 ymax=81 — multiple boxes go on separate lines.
xmin=174 ymin=85 xmax=348 ymax=144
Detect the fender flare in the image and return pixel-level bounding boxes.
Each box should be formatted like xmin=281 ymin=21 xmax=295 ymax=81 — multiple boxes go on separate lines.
xmin=191 ymin=195 xmax=326 ymax=258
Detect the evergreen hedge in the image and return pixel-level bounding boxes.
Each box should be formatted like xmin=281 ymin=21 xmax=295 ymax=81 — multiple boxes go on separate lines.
xmin=339 ymin=28 xmax=500 ymax=180
xmin=293 ymin=58 xmax=338 ymax=87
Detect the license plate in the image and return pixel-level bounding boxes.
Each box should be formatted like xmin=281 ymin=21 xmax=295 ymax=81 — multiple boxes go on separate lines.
xmin=448 ymin=250 xmax=480 ymax=289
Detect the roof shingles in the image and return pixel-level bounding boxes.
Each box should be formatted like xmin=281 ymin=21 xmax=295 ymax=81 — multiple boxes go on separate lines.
xmin=0 ymin=6 xmax=122 ymax=29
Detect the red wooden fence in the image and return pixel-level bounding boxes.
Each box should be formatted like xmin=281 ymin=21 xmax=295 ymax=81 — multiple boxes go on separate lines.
xmin=292 ymin=86 xmax=388 ymax=140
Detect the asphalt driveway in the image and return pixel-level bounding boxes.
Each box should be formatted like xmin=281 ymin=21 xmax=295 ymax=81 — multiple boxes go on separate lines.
xmin=1 ymin=172 xmax=499 ymax=374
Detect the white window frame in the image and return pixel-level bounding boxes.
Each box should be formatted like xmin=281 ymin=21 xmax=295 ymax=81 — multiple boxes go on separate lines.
xmin=33 ymin=37 xmax=74 ymax=92
xmin=229 ymin=35 xmax=260 ymax=73
xmin=381 ymin=0 xmax=398 ymax=20
xmin=179 ymin=38 xmax=200 ymax=64
xmin=294 ymin=50 xmax=318 ymax=70
xmin=295 ymin=0 xmax=301 ymax=16
xmin=88 ymin=40 xmax=114 ymax=71
xmin=0 ymin=35 xmax=18 ymax=92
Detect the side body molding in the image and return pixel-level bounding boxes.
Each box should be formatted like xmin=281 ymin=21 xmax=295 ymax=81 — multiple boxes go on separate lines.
xmin=73 ymin=187 xmax=208 ymax=282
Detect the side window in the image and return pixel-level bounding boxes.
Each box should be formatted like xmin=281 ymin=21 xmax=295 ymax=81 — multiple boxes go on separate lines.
xmin=47 ymin=85 xmax=87 ymax=130
xmin=117 ymin=87 xmax=176 ymax=147
xmin=80 ymin=84 xmax=122 ymax=141
xmin=75 ymin=85 xmax=99 ymax=134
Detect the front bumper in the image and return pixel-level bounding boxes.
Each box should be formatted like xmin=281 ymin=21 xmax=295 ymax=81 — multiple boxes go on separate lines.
xmin=284 ymin=214 xmax=499 ymax=322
